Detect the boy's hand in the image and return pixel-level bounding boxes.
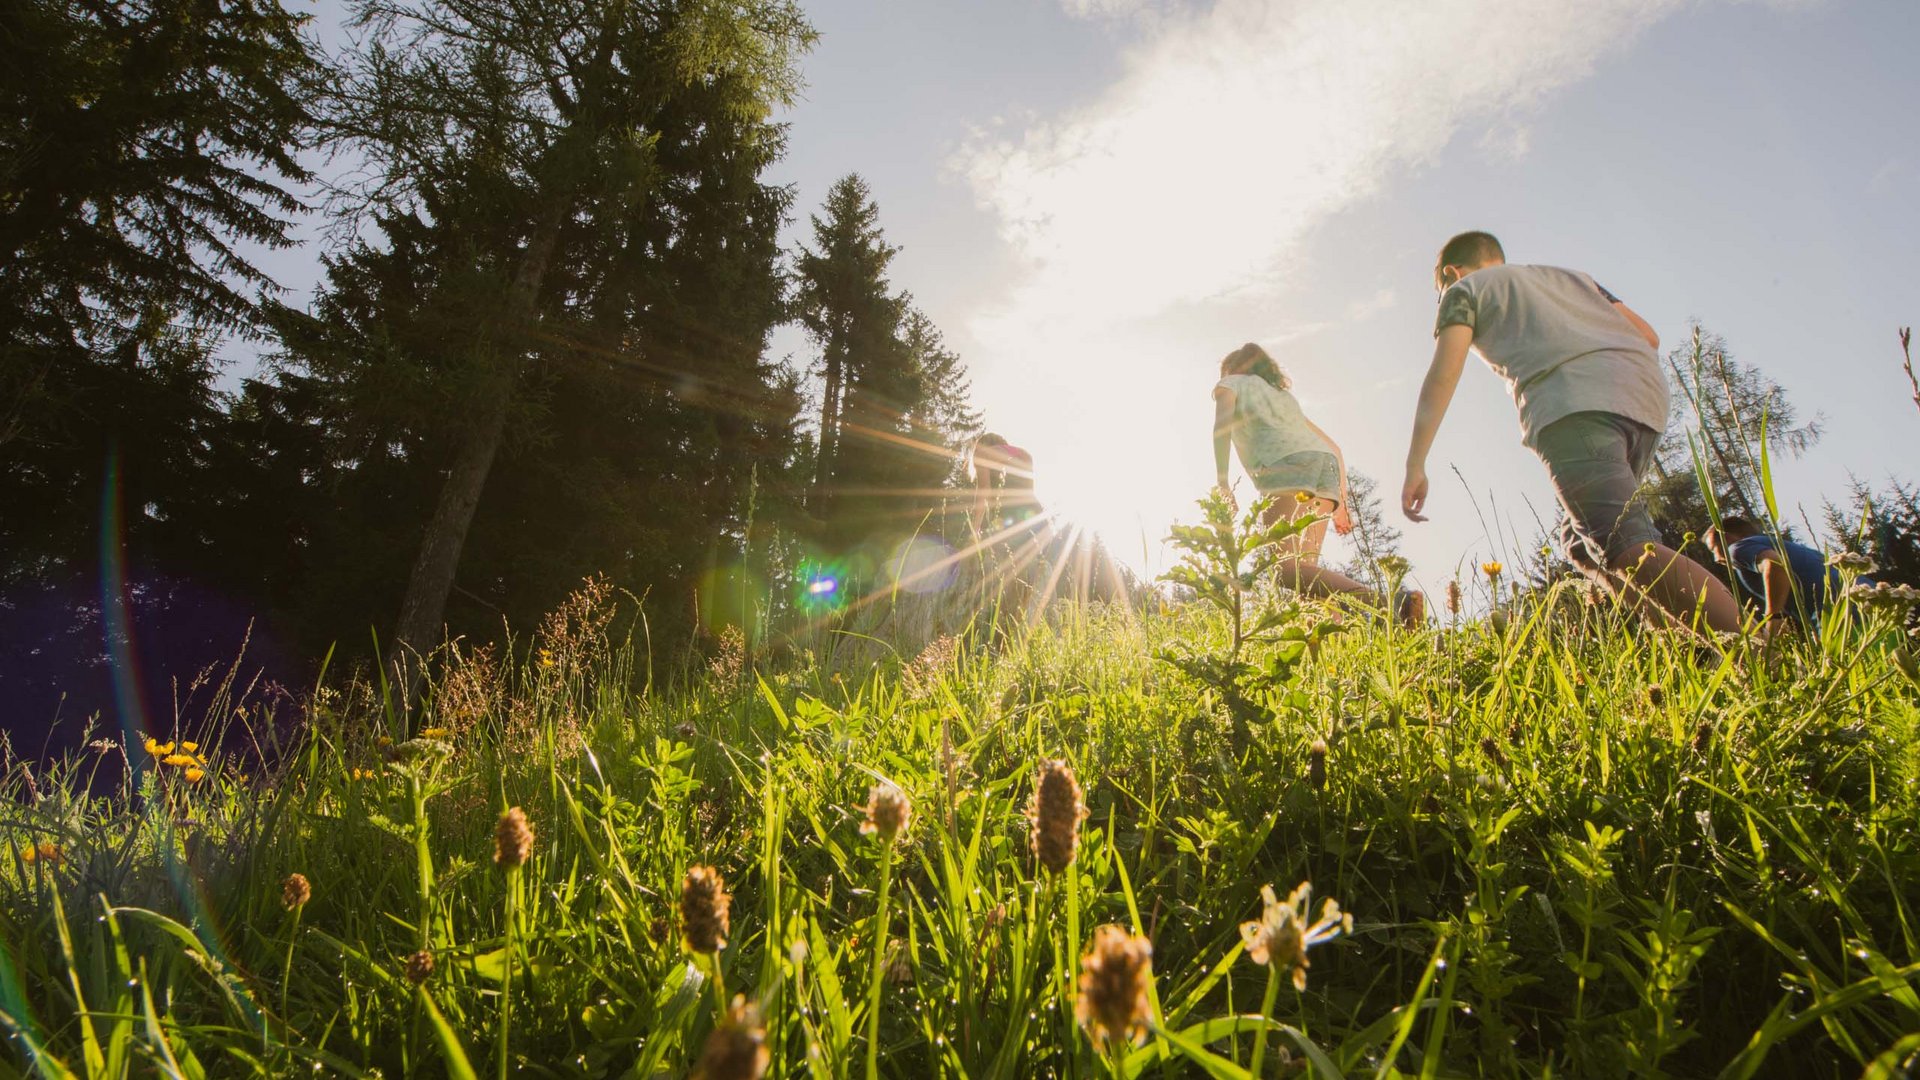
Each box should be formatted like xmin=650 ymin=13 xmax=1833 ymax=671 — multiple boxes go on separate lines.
xmin=1332 ymin=504 xmax=1354 ymax=535
xmin=1401 ymin=466 xmax=1430 ymax=522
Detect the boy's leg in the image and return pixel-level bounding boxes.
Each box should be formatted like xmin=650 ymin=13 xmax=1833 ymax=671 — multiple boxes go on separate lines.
xmin=1535 ymin=413 xmax=1741 ymax=635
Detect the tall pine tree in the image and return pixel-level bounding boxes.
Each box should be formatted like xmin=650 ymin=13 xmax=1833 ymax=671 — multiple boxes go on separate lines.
xmin=793 ymin=175 xmax=975 ymax=547
xmin=295 ymin=0 xmax=814 ymax=671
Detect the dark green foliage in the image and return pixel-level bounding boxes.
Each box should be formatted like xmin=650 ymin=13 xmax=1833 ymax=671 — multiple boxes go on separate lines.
xmin=794 ymin=175 xmax=975 ymax=548
xmin=1650 ymin=324 xmax=1822 ymax=543
xmin=1825 ymin=477 xmax=1920 ymax=587
xmin=269 ymin=0 xmax=818 ymax=653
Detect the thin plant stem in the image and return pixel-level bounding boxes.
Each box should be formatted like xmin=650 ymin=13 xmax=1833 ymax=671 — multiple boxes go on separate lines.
xmin=1247 ymin=959 xmax=1281 ymax=1077
xmin=279 ymin=907 xmax=302 ymax=1042
xmin=498 ymin=865 xmax=516 ymax=1080
xmin=865 ymin=839 xmax=896 ymax=1080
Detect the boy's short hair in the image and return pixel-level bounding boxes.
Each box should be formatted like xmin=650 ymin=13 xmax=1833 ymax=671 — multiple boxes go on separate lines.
xmin=1715 ymin=516 xmax=1761 ymax=539
xmin=1434 ymin=231 xmax=1505 ymax=289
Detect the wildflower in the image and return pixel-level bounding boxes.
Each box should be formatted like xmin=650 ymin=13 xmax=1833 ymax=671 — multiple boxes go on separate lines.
xmin=1293 ymin=490 xmax=1313 ymax=505
xmin=1028 ymin=759 xmax=1088 ymax=875
xmin=144 ymin=738 xmax=175 ymax=757
xmin=1240 ymin=882 xmax=1352 ymax=991
xmin=162 ymin=753 xmax=196 ymax=767
xmin=1445 ymin=580 xmax=1462 ymax=619
xmin=19 ymin=842 xmax=62 ymax=866
xmin=282 ymin=872 xmax=312 ymax=910
xmin=494 ymin=807 xmax=534 ymax=868
xmin=681 ymin=865 xmax=732 ymax=954
xmin=184 ymin=767 xmax=206 ymax=783
xmin=418 ymin=727 xmax=449 ymax=740
xmin=1827 ymin=551 xmax=1875 ymax=574
xmin=692 ymin=995 xmax=768 ymax=1080
xmin=180 ymin=741 xmax=199 ymax=753
xmin=1682 ymin=530 xmax=1698 ymax=548
xmin=1376 ymin=555 xmax=1410 ymax=579
xmin=1308 ymin=739 xmax=1327 ymax=792
xmin=1076 ymin=925 xmax=1154 ymax=1052
xmin=1482 ymin=560 xmax=1503 ymax=579
xmin=1851 ymin=581 xmax=1920 ymax=609
xmin=405 ymin=949 xmax=435 ymax=985
xmin=537 ymin=648 xmax=556 ymax=670
xmin=860 ymin=782 xmax=911 ymax=843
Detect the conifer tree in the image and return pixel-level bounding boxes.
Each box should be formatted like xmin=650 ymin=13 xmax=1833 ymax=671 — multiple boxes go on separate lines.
xmin=298 ymin=0 xmax=813 ymax=671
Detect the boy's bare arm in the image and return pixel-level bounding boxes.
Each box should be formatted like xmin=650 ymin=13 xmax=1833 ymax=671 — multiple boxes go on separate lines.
xmin=1402 ymin=325 xmax=1473 ymax=522
xmin=1613 ymin=302 xmax=1660 ymax=351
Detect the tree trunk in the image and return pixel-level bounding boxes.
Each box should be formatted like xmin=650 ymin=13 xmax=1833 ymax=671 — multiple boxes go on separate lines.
xmin=811 ymin=327 xmax=844 ymax=513
xmin=390 ymin=209 xmax=564 ymax=692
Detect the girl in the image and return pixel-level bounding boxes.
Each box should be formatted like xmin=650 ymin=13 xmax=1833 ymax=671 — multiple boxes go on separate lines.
xmin=1212 ymin=343 xmax=1423 ymax=627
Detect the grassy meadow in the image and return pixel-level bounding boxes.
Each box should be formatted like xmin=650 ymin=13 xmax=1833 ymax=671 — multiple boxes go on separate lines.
xmin=4 ymin=505 xmax=1920 ymax=1079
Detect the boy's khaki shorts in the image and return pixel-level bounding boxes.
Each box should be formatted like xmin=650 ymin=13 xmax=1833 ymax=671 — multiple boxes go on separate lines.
xmin=1532 ymin=411 xmax=1664 ymax=568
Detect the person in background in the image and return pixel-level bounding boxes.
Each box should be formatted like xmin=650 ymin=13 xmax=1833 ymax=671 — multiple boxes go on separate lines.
xmin=1214 ymin=342 xmax=1425 ymax=627
xmin=1704 ymin=516 xmax=1849 ymax=634
xmin=1402 ymin=231 xmax=1742 ymax=635
xmin=970 ymin=433 xmax=1040 ymax=537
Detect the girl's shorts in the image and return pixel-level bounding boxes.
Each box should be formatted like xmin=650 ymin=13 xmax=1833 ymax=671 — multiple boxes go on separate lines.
xmin=1251 ymin=451 xmax=1340 ymax=506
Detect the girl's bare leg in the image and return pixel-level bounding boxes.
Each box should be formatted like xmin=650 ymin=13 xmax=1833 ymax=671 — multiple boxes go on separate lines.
xmin=1262 ymin=496 xmax=1421 ymax=625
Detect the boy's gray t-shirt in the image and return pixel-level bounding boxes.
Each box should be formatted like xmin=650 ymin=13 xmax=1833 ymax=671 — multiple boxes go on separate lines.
xmin=1435 ymin=264 xmax=1669 ymax=447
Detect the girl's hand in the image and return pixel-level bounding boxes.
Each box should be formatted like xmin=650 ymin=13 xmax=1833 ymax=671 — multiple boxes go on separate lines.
xmin=1332 ymin=504 xmax=1354 ymax=535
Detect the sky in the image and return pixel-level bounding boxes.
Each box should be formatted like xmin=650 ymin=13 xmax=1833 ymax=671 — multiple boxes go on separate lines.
xmin=267 ymin=0 xmax=1919 ymax=592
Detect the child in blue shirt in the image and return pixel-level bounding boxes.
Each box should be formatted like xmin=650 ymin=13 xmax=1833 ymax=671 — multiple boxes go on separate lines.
xmin=1704 ymin=516 xmax=1845 ymax=633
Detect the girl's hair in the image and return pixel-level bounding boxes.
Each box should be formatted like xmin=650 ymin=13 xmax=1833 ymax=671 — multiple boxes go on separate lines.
xmin=1219 ymin=343 xmax=1289 ymax=390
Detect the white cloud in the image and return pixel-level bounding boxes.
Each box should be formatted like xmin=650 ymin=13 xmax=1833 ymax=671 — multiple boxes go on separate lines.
xmin=963 ymin=0 xmax=1717 ymax=334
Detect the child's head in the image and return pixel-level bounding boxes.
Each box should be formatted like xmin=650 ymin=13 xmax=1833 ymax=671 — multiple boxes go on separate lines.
xmin=1219 ymin=342 xmax=1289 ymax=391
xmin=1703 ymin=516 xmax=1761 ymax=564
xmin=1433 ymin=231 xmax=1505 ymax=292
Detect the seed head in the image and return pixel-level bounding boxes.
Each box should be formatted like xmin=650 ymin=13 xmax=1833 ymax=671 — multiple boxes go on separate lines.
xmin=1076 ymin=925 xmax=1153 ymax=1052
xmin=1029 ymin=759 xmax=1088 ymax=875
xmin=405 ymin=949 xmax=435 ymax=985
xmin=1308 ymin=739 xmax=1327 ymax=792
xmin=281 ymin=872 xmax=311 ymax=910
xmin=1827 ymin=551 xmax=1875 ymax=574
xmin=1445 ymin=579 xmax=1462 ymax=618
xmin=494 ymin=807 xmax=534 ymax=868
xmin=1240 ymin=882 xmax=1352 ymax=991
xmin=692 ymin=995 xmax=768 ymax=1080
xmin=860 ymin=781 xmax=911 ymax=843
xmin=1647 ymin=683 xmax=1666 ymax=708
xmin=681 ymin=865 xmax=732 ymax=954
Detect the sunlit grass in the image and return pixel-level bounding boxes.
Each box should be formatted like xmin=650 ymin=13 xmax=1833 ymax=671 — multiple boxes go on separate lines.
xmin=3 ymin=536 xmax=1918 ymax=1077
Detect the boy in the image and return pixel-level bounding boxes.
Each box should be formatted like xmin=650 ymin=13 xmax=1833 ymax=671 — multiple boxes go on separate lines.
xmin=1703 ymin=516 xmax=1847 ymax=632
xmin=1401 ymin=232 xmax=1742 ymax=634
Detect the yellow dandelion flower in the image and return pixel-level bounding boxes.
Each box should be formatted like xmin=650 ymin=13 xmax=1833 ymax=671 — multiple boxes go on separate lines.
xmin=180 ymin=741 xmax=199 ymax=753
xmin=162 ymin=753 xmax=196 ymax=767
xmin=418 ymin=727 xmax=449 ymax=740
xmin=146 ymin=739 xmax=175 ymax=757
xmin=184 ymin=767 xmax=206 ymax=783
xmin=1293 ymin=490 xmax=1313 ymax=505
xmin=20 ymin=842 xmax=63 ymax=866
xmin=1482 ymin=560 xmax=1503 ymax=578
xmin=537 ymin=648 xmax=556 ymax=669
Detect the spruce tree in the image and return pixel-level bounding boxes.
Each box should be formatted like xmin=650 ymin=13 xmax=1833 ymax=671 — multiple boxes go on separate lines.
xmin=301 ymin=0 xmax=814 ymax=672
